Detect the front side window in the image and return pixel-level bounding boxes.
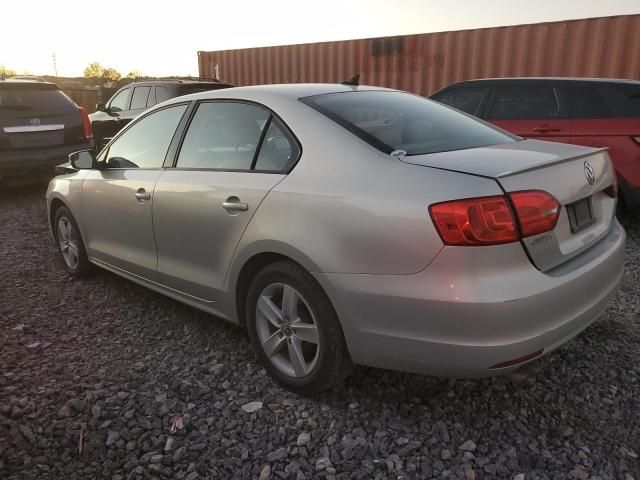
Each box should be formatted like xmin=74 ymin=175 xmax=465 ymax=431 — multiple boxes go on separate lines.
xmin=433 ymin=86 xmax=489 ymax=116
xmin=176 ymin=102 xmax=269 ymax=170
xmin=108 ymin=89 xmax=130 ymax=112
xmin=130 ymin=86 xmax=151 ymax=110
xmin=105 ymin=104 xmax=187 ymax=169
xmin=301 ymin=90 xmax=515 ymax=156
xmin=488 ymin=86 xmax=561 ymax=120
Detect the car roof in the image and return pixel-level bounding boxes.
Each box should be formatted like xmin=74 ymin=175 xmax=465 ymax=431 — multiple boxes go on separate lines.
xmin=172 ymin=83 xmax=393 ymax=102
xmin=122 ymin=79 xmax=233 ymax=87
xmin=0 ymin=79 xmax=59 ymax=89
xmin=446 ymin=77 xmax=640 ymax=86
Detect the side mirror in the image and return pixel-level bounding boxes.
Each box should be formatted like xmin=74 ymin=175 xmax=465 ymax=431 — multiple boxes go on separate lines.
xmin=69 ymin=150 xmax=96 ymax=170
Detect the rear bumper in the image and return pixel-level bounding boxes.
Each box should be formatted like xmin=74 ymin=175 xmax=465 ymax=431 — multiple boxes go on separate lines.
xmin=316 ymin=221 xmax=625 ymax=377
xmin=0 ymin=143 xmax=92 ymax=176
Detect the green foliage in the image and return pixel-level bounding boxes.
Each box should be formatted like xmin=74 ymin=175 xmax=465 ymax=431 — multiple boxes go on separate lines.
xmin=83 ymin=62 xmax=121 ymax=81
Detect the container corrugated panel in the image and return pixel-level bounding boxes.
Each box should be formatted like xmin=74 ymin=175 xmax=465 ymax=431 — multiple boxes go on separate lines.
xmin=198 ymin=14 xmax=640 ymax=96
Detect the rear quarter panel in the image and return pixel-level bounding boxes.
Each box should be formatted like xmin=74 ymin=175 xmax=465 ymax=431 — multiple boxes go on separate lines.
xmin=227 ymin=99 xmax=504 ymax=277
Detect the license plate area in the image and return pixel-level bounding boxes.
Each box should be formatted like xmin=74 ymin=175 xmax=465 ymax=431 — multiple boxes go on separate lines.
xmin=567 ymin=197 xmax=596 ymax=233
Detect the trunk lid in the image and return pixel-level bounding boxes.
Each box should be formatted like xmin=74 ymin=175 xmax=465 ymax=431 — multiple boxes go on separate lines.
xmin=401 ymin=139 xmax=617 ymax=271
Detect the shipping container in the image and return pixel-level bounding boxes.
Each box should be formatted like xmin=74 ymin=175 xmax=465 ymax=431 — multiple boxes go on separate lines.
xmin=198 ymin=14 xmax=640 ymax=96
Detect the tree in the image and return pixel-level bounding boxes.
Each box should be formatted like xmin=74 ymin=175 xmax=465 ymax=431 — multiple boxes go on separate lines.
xmin=83 ymin=62 xmax=121 ymax=81
xmin=0 ymin=66 xmax=17 ymax=78
xmin=126 ymin=70 xmax=144 ymax=79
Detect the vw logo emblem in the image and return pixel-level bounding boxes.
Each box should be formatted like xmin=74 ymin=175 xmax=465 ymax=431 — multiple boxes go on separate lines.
xmin=584 ymin=161 xmax=596 ymax=185
xmin=30 ymin=118 xmax=41 ymax=126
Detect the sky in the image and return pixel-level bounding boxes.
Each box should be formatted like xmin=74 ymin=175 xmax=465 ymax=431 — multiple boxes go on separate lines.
xmin=1 ymin=0 xmax=639 ymax=77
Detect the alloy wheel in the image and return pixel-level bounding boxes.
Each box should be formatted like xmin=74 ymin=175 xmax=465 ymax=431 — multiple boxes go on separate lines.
xmin=255 ymin=283 xmax=320 ymax=378
xmin=57 ymin=216 xmax=79 ymax=270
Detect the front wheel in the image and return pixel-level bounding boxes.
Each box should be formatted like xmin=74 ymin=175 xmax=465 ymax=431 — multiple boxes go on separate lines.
xmin=246 ymin=261 xmax=353 ymax=393
xmin=54 ymin=206 xmax=91 ymax=278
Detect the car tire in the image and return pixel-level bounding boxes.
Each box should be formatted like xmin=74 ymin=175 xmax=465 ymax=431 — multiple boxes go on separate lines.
xmin=53 ymin=206 xmax=91 ymax=278
xmin=246 ymin=260 xmax=353 ymax=393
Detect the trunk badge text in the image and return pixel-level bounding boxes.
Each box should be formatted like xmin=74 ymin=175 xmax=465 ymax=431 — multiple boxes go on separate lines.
xmin=30 ymin=118 xmax=41 ymax=126
xmin=584 ymin=161 xmax=596 ymax=185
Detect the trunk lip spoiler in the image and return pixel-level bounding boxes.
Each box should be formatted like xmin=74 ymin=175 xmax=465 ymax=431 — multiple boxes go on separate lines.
xmin=495 ymin=147 xmax=609 ymax=178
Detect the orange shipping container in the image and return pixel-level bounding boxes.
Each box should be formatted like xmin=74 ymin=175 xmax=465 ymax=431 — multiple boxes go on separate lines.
xmin=198 ymin=14 xmax=640 ymax=96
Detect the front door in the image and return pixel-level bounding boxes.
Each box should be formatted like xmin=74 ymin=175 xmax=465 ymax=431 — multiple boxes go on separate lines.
xmin=153 ymin=101 xmax=299 ymax=300
xmin=82 ymin=103 xmax=189 ymax=279
xmin=484 ymin=84 xmax=572 ymax=144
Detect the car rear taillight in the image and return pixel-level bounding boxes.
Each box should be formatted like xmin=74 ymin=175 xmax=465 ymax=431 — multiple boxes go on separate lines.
xmin=429 ymin=190 xmax=560 ymax=246
xmin=508 ymin=190 xmax=560 ymax=237
xmin=79 ymin=107 xmax=93 ymax=141
xmin=429 ymin=196 xmax=519 ymax=246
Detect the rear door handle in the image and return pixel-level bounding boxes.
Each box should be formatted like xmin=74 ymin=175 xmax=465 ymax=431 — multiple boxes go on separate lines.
xmin=222 ymin=196 xmax=248 ymax=212
xmin=533 ymin=125 xmax=562 ymax=133
xmin=135 ymin=188 xmax=151 ymax=201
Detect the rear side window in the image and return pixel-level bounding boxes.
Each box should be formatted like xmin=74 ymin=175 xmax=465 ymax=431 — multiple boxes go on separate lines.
xmin=155 ymin=86 xmax=172 ymax=104
xmin=433 ymin=86 xmax=489 ymax=116
xmin=130 ymin=86 xmax=151 ymax=110
xmin=254 ymin=119 xmax=299 ymax=172
xmin=301 ymin=90 xmax=515 ymax=156
xmin=0 ymin=85 xmax=75 ymax=116
xmin=597 ymin=84 xmax=640 ymax=118
xmin=176 ymin=102 xmax=269 ymax=170
xmin=565 ymin=85 xmax=612 ymax=118
xmin=488 ymin=86 xmax=562 ymax=120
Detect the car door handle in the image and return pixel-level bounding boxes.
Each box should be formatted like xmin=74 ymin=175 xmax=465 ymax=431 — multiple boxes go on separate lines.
xmin=222 ymin=197 xmax=248 ymax=212
xmin=135 ymin=188 xmax=151 ymax=201
xmin=533 ymin=125 xmax=562 ymax=133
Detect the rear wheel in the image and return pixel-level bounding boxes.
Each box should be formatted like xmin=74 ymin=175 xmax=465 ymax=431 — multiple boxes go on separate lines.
xmin=54 ymin=206 xmax=91 ymax=278
xmin=246 ymin=261 xmax=353 ymax=393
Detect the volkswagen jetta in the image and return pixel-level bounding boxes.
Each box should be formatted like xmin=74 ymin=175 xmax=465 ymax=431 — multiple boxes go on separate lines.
xmin=46 ymin=84 xmax=625 ymax=392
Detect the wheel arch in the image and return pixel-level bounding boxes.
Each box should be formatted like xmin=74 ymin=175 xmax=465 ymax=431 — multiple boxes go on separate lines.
xmin=228 ymin=241 xmax=326 ymax=327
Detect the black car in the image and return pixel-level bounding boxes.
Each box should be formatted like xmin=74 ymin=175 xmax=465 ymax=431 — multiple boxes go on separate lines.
xmin=0 ymin=80 xmax=94 ymax=184
xmin=89 ymin=79 xmax=233 ymax=149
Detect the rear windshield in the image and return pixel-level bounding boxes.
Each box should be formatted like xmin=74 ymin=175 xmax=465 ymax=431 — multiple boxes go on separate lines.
xmin=0 ymin=84 xmax=75 ymax=116
xmin=301 ymin=90 xmax=516 ymax=155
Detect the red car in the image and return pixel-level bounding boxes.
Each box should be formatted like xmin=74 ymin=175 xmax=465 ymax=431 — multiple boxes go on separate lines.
xmin=431 ymin=78 xmax=640 ymax=211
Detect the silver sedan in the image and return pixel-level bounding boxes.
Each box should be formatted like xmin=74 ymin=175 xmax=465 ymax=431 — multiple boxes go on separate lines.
xmin=46 ymin=84 xmax=625 ymax=392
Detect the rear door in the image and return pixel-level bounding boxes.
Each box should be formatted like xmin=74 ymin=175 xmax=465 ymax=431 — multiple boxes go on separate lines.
xmin=153 ymin=101 xmax=299 ymax=300
xmin=565 ymin=82 xmax=640 ymax=191
xmin=0 ymin=83 xmax=81 ymax=152
xmin=82 ymin=103 xmax=188 ymax=279
xmin=125 ymin=85 xmax=153 ymax=123
xmin=483 ymin=83 xmax=572 ymax=143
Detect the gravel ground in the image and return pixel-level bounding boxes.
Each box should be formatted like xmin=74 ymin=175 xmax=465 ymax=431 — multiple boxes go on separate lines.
xmin=0 ymin=184 xmax=639 ymax=480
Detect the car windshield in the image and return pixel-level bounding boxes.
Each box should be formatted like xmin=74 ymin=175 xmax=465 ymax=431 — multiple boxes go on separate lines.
xmin=301 ymin=90 xmax=516 ymax=155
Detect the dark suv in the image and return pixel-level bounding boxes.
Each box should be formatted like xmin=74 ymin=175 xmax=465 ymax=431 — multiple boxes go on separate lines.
xmin=0 ymin=80 xmax=94 ymax=183
xmin=431 ymin=78 xmax=640 ymax=211
xmin=89 ymin=79 xmax=233 ymax=149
